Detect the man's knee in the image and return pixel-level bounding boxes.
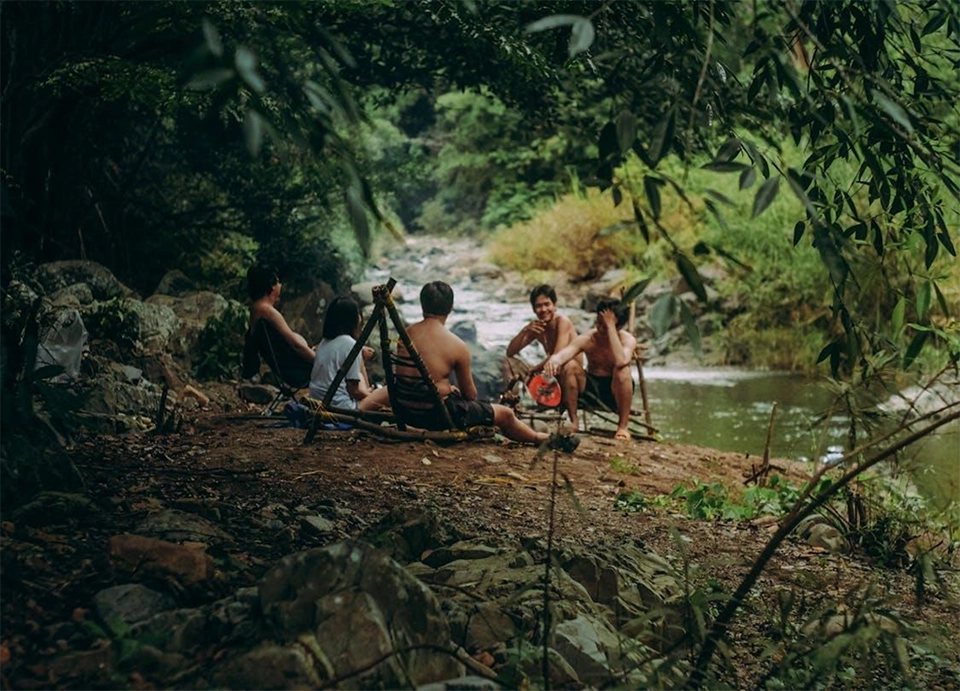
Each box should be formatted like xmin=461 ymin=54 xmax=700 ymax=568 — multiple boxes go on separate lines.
xmin=492 ymin=403 xmax=514 ymax=426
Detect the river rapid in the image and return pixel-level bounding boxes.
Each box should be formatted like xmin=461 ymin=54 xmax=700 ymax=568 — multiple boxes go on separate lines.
xmin=362 ymin=234 xmax=959 ymax=508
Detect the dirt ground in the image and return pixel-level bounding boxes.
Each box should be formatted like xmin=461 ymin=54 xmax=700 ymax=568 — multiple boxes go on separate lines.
xmin=2 ymin=391 xmax=958 ymax=689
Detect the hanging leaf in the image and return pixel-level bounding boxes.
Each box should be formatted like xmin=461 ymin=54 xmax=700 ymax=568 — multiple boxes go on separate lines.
xmin=202 ymin=18 xmax=223 ymax=58
xmin=569 ymin=17 xmax=595 ymax=57
xmin=679 ymin=301 xmax=703 ymax=358
xmin=704 ymin=188 xmax=736 ymax=207
xmin=633 ymin=200 xmax=650 ymax=244
xmin=345 ymin=182 xmax=370 ymax=256
xmin=712 ymin=137 xmax=742 ymax=163
xmin=816 ymin=341 xmax=841 ymax=378
xmin=644 ymin=176 xmax=662 ymax=220
xmin=786 ymin=168 xmax=822 ymax=227
xmin=648 ymin=109 xmax=675 ymax=165
xmin=525 ymin=14 xmax=580 ymax=32
xmin=903 ymin=331 xmax=929 ymax=368
xmin=888 ymin=297 xmax=906 ymax=339
xmin=917 ymin=281 xmax=932 ymax=320
xmin=921 ymin=11 xmax=947 ymax=35
xmin=243 ymin=109 xmax=264 ymax=156
xmin=704 ymin=199 xmax=729 ymax=231
xmin=793 ymin=221 xmax=805 ymax=246
xmin=751 ymin=176 xmax=780 ymax=218
xmin=621 ymin=278 xmax=652 ymax=306
xmin=740 ymin=139 xmax=766 ymax=177
xmin=615 ymin=110 xmax=637 ymax=154
xmin=874 ymin=92 xmax=913 ymax=133
xmin=873 ymin=223 xmax=884 ymax=255
xmin=598 ymin=122 xmax=618 ymax=161
xmin=649 ymin=293 xmax=677 ymax=339
xmin=924 ymin=232 xmax=939 ymax=268
xmin=933 ymin=282 xmax=950 ymax=317
xmin=235 ymin=46 xmax=266 ymax=93
xmin=702 ymin=161 xmax=751 ymax=173
xmin=739 ymin=167 xmax=756 ymax=190
xmin=185 ymin=68 xmax=234 ymax=90
xmin=676 ymin=253 xmax=708 ymax=302
xmin=938 ymin=230 xmax=956 ymax=257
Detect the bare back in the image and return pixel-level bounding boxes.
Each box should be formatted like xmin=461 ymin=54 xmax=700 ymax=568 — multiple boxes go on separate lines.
xmin=399 ymin=318 xmax=476 ymax=400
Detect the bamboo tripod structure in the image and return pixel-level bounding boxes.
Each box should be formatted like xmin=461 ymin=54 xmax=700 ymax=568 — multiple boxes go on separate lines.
xmin=304 ymin=279 xmax=493 ymax=444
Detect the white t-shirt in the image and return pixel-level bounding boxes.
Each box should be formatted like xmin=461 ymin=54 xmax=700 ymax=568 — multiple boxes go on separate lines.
xmin=309 ymin=334 xmax=361 ymax=409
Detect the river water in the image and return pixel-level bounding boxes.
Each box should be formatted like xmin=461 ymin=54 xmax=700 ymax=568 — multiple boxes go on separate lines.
xmin=365 ymin=236 xmax=959 ymax=507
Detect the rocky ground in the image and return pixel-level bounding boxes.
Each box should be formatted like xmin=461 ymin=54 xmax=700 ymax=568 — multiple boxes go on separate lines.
xmin=3 ymin=236 xmax=957 ymax=689
xmin=2 ymin=388 xmax=958 ymax=689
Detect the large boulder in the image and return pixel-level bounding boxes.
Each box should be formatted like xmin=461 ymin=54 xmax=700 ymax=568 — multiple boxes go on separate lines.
xmin=249 ymin=540 xmax=463 ymax=689
xmin=145 ymin=291 xmax=244 ymax=372
xmin=34 ymin=260 xmax=135 ymax=301
xmin=153 ymin=270 xmax=196 ymax=297
xmin=81 ymin=297 xmax=180 ymax=357
xmin=281 ymin=283 xmax=337 ymax=345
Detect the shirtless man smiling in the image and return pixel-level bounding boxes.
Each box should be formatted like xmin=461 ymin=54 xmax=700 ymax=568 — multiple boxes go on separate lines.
xmin=502 ymin=285 xmax=580 ymax=413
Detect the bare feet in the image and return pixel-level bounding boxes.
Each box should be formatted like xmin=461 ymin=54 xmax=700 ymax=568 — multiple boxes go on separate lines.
xmin=614 ymin=429 xmax=631 ymax=441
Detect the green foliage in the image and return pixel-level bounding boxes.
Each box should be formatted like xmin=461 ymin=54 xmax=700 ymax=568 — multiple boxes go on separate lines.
xmin=670 ymin=475 xmax=807 ymax=521
xmin=193 ymin=301 xmax=248 ymax=381
xmin=84 ymin=299 xmax=141 ymax=356
xmin=609 ymin=454 xmax=641 ymax=475
xmin=198 ymin=231 xmax=260 ymax=287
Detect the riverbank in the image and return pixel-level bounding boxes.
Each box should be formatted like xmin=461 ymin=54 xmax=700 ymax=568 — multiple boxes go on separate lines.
xmin=3 ymin=406 xmax=958 ymax=689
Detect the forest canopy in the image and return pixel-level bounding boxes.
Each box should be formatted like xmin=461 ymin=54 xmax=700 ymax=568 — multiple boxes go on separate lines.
xmin=2 ymin=0 xmax=958 ymax=373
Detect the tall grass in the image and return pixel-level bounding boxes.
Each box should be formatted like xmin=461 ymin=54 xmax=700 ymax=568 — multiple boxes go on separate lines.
xmin=486 ymin=187 xmax=643 ymax=282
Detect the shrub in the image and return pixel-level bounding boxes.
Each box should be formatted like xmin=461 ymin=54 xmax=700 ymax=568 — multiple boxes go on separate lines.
xmin=487 ymin=188 xmax=642 ymax=281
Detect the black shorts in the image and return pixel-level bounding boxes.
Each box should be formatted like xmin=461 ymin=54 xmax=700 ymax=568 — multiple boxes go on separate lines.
xmin=579 ymin=373 xmax=632 ymax=412
xmin=445 ymin=392 xmax=495 ymax=429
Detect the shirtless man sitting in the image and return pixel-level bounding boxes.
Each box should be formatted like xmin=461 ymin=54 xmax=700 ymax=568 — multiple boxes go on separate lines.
xmin=370 ymin=281 xmax=551 ymax=445
xmin=245 ymin=264 xmax=315 ymax=383
xmin=502 ymin=284 xmax=581 ymax=410
xmin=543 ymin=298 xmax=637 ymax=440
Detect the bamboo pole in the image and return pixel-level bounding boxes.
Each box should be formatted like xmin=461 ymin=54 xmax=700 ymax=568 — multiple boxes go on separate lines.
xmin=634 ymin=347 xmax=654 ymax=430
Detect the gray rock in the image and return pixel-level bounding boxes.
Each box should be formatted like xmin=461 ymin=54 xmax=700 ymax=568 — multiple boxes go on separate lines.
xmin=35 ymin=260 xmax=133 ymax=301
xmin=806 ymin=523 xmax=847 ymax=553
xmin=553 ymin=614 xmax=621 ymax=683
xmin=133 ymin=607 xmax=210 ymax=654
xmin=238 ymin=383 xmax=278 ymax=404
xmin=423 ymin=540 xmax=500 ymax=568
xmin=301 ymin=515 xmax=335 ymax=536
xmin=12 ymin=492 xmax=99 ymax=526
xmin=465 ymin=602 xmax=515 ymax=653
xmin=93 ymin=584 xmax=174 ymax=626
xmin=258 ymin=540 xmax=463 ymax=688
xmin=153 ymin=270 xmax=196 ymax=297
xmin=47 ymin=283 xmax=95 ymax=308
xmin=518 ymin=647 xmax=580 ymax=688
xmin=136 ymin=509 xmax=232 ymax=545
xmin=213 ymin=642 xmax=322 ymax=689
xmin=450 ymin=320 xmax=478 ymax=345
xmin=121 ymin=365 xmax=143 ymax=383
xmin=145 ymin=291 xmax=237 ymax=364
